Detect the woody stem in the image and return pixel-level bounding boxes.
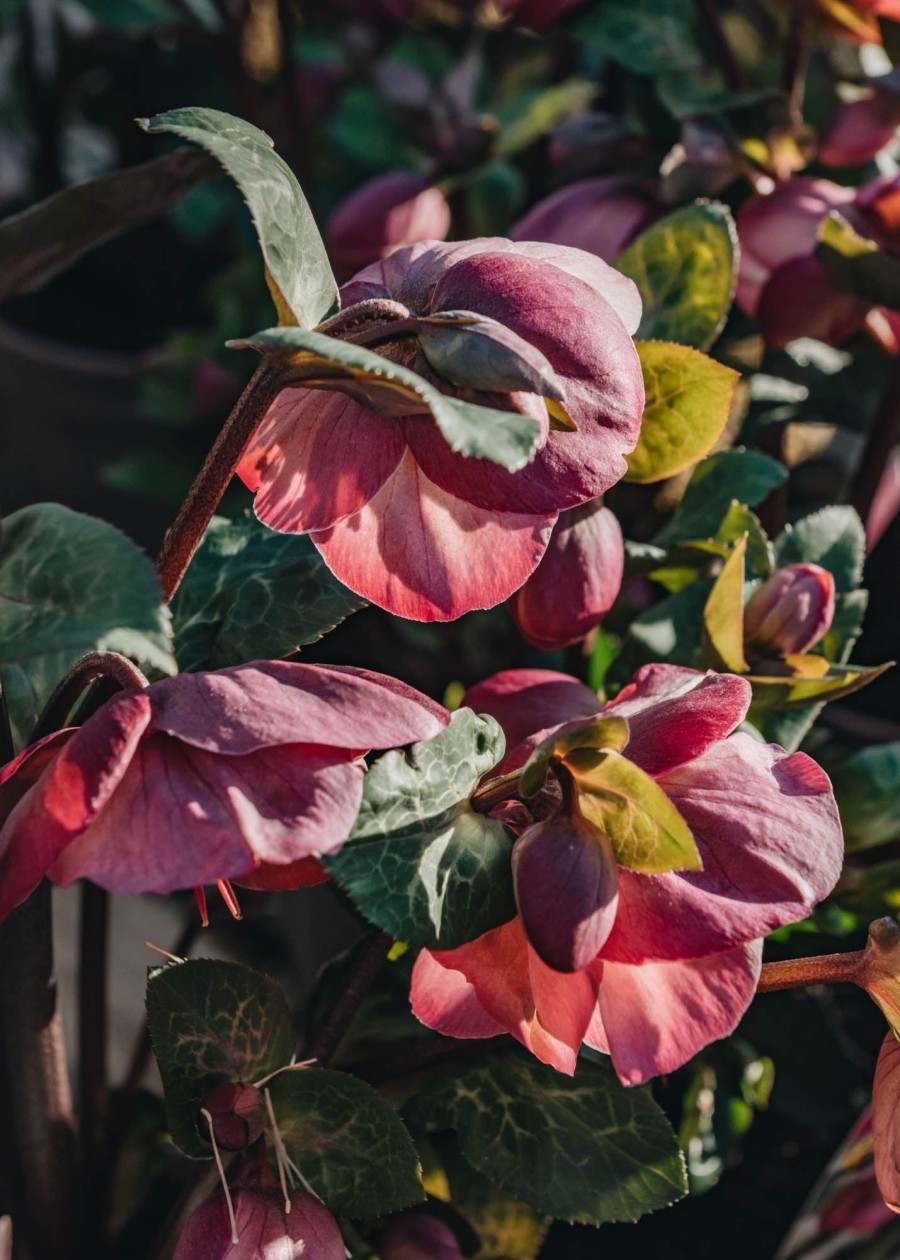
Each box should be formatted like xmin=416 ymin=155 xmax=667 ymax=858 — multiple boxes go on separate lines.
xmin=756 ymin=950 xmax=866 ymax=993
xmin=155 ymin=361 xmax=285 ymax=604
xmin=306 ymin=930 xmax=394 ymax=1066
xmin=470 ymin=770 xmax=522 ymax=813
xmin=30 ymin=650 xmax=149 ymax=742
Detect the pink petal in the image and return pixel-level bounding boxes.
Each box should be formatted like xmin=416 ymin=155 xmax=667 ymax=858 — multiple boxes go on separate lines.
xmin=595 ymin=942 xmax=762 ymax=1085
xmin=415 ymin=919 xmax=601 ymax=1074
xmin=873 ymin=1032 xmax=900 ymax=1212
xmin=49 ymin=741 xmax=363 ymax=894
xmin=603 ymin=665 xmax=751 ymax=775
xmin=147 ymin=662 xmax=448 ymax=754
xmin=601 ymin=734 xmax=843 ymax=963
xmin=326 ymin=172 xmax=451 ymax=278
xmin=236 ymin=855 xmax=329 ymax=890
xmin=311 ymin=451 xmax=554 ymax=621
xmin=512 ymin=818 xmax=619 ymax=973
xmin=0 ymin=728 xmax=75 ymax=824
xmin=511 ymin=177 xmax=659 ymax=274
xmin=237 ymin=389 xmax=406 ymax=533
xmin=756 ymin=255 xmax=870 ymax=349
xmin=0 ymin=693 xmax=151 ymax=919
xmin=462 ymin=669 xmax=600 ymax=755
xmin=410 ymin=948 xmax=507 ymax=1040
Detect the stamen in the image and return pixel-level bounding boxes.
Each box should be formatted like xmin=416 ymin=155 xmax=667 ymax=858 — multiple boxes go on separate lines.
xmin=200 ymin=1107 xmax=239 ymax=1245
xmin=264 ymin=1088 xmax=292 ymax=1214
xmin=252 ymin=1059 xmax=316 ymax=1089
xmin=194 ymin=885 xmax=209 ymax=928
xmin=143 ymin=941 xmax=186 ymax=964
xmin=217 ymin=880 xmax=243 ymax=921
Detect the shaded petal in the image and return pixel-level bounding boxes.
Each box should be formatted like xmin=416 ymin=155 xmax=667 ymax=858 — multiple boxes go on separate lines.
xmin=596 ymin=942 xmax=762 ymax=1085
xmin=874 ymin=1032 xmax=900 ymax=1212
xmin=236 ymin=855 xmax=330 ymax=891
xmin=603 ymin=665 xmax=752 ymax=775
xmin=0 ymin=728 xmax=75 ymax=824
xmin=0 ymin=693 xmax=151 ymax=919
xmin=410 ymin=948 xmax=507 ymax=1040
xmin=311 ymin=452 xmax=554 ymax=621
xmin=463 ymin=669 xmax=600 ymax=754
xmin=148 ymin=662 xmax=448 ymax=754
xmin=416 ymin=919 xmax=601 ymax=1074
xmin=756 ymin=255 xmax=870 ymax=349
xmin=602 ymin=734 xmax=843 ymax=962
xmin=237 ymin=389 xmax=406 ymax=532
xmin=49 ymin=740 xmax=364 ymax=894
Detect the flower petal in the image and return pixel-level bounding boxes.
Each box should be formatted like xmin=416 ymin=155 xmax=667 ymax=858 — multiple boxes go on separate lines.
xmin=311 ymin=451 xmax=554 ymax=621
xmin=604 ymin=664 xmax=752 ymax=775
xmin=463 ymin=669 xmax=600 ymax=755
xmin=595 ymin=942 xmax=762 ymax=1085
xmin=147 ymin=662 xmax=448 ymax=754
xmin=237 ymin=389 xmax=406 ymax=533
xmin=874 ymin=1032 xmax=900 ymax=1212
xmin=602 ymin=734 xmax=843 ymax=963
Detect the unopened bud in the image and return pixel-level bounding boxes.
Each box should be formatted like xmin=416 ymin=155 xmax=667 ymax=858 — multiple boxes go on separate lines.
xmin=743 ymin=563 xmax=836 ymax=657
xmin=198 ymin=1083 xmax=266 ymax=1151
xmin=326 ymin=172 xmax=451 ymax=280
xmin=380 ymin=1212 xmax=465 ymax=1260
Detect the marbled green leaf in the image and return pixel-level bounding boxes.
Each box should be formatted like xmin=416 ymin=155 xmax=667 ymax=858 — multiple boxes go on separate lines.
xmin=0 ymin=503 xmax=175 ymax=747
xmin=653 ymin=449 xmax=787 ymax=549
xmin=140 ymin=108 xmax=338 ymax=328
xmin=774 ymin=505 xmax=865 ymax=594
xmin=405 ymin=1054 xmax=687 ymax=1224
xmin=833 ymin=744 xmax=900 ymax=852
xmin=146 ymin=958 xmax=295 ymax=1158
xmin=172 ymin=515 xmax=364 ymax=671
xmin=326 ymin=709 xmax=515 ymax=948
xmin=269 ymin=1068 xmax=424 ymax=1216
xmin=616 ymin=202 xmax=738 ymax=350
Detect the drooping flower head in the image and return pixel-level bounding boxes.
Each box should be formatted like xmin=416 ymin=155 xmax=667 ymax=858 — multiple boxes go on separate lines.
xmin=0 ymin=662 xmax=447 ymax=919
xmin=237 ymin=238 xmax=644 ymax=621
xmin=412 ymin=664 xmax=843 ymax=1084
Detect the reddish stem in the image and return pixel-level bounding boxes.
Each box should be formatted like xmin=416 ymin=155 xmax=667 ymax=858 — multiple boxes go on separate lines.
xmin=155 ymin=361 xmax=284 ymax=604
xmin=756 ymin=950 xmax=866 ymax=993
xmin=31 ymin=651 xmax=149 ymax=742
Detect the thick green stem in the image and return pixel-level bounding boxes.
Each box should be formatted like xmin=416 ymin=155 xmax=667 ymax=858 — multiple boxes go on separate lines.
xmin=155 ymin=361 xmax=285 ymax=604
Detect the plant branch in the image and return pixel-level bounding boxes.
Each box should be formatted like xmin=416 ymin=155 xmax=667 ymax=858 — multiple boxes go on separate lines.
xmin=79 ymin=883 xmax=110 ymax=1257
xmin=155 ymin=361 xmax=285 ymax=604
xmin=30 ymin=651 xmax=149 ymax=743
xmin=471 ymin=770 xmax=522 ymax=813
xmin=848 ymin=357 xmax=900 ymax=524
xmin=784 ymin=0 xmax=810 ymax=120
xmin=692 ymin=0 xmax=748 ymax=91
xmin=306 ymin=930 xmax=393 ymax=1066
xmin=756 ymin=950 xmax=866 ymax=993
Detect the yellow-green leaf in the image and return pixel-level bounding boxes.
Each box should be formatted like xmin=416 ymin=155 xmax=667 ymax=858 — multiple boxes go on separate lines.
xmin=567 ymin=748 xmax=702 ymax=874
xmin=518 ymin=715 xmax=629 ymax=798
xmin=747 ymin=661 xmax=892 ymax=710
xmin=702 ymin=534 xmax=749 ymax=673
xmin=625 ymin=341 xmax=738 ymax=484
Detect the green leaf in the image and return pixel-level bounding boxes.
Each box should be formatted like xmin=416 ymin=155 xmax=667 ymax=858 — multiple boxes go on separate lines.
xmin=518 ymin=715 xmax=629 ymax=798
xmin=235 ymin=327 xmax=543 ymax=472
xmin=0 ymin=150 xmax=214 ymax=305
xmin=653 ymin=450 xmax=787 ymax=549
xmin=701 ymin=534 xmax=748 ymax=673
xmin=405 ymin=1053 xmax=687 ymax=1224
xmin=816 ymin=210 xmax=900 ymax=311
xmin=268 ymin=1068 xmax=424 ymax=1216
xmin=146 ymin=959 xmax=295 ymax=1158
xmin=0 ymin=504 xmax=175 ymax=748
xmin=568 ymin=748 xmax=701 ymax=873
xmin=325 ymin=710 xmax=516 ymax=948
xmin=832 ymin=743 xmax=900 ymax=852
xmin=574 ymin=0 xmax=700 ymax=75
xmin=491 ymin=80 xmax=595 ymax=159
xmin=171 ymin=515 xmax=364 ymax=672
xmin=139 ymin=108 xmax=338 ymax=328
xmin=616 ymin=202 xmax=738 ymax=351
xmin=774 ymin=505 xmax=865 ymax=594
xmin=626 ymin=341 xmax=738 ymax=483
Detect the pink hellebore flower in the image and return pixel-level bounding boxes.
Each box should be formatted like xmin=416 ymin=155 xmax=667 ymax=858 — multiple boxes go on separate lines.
xmin=743 ymin=563 xmax=836 ymax=658
xmin=510 ymin=176 xmax=659 ymax=263
xmin=0 ymin=662 xmax=447 ymax=918
xmin=326 ymin=172 xmax=452 ymax=281
xmin=507 ymin=500 xmax=624 ymax=649
xmin=237 ymin=239 xmax=644 ymax=622
xmin=380 ymin=1213 xmax=465 ymax=1260
xmin=819 ymin=94 xmax=900 ymax=168
xmin=411 ymin=664 xmax=843 ymax=1084
xmin=173 ymin=1166 xmax=345 ymax=1260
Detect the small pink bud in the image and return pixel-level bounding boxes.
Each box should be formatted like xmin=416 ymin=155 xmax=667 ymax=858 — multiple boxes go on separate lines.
xmin=743 ymin=564 xmax=836 ymax=657
xmin=508 ymin=502 xmax=624 ymax=650
xmin=326 ymin=172 xmax=451 ymax=279
xmin=510 ymin=176 xmax=659 ymax=262
xmin=198 ymin=1083 xmax=266 ymax=1152
xmin=380 ymin=1213 xmax=465 ymax=1259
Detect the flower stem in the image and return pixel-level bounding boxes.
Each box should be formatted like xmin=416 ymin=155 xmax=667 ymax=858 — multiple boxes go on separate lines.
xmin=30 ymin=651 xmax=149 ymax=742
xmin=79 ymin=882 xmax=110 ymax=1258
xmin=0 ymin=883 xmax=77 ymax=1259
xmin=784 ymin=0 xmax=810 ymax=120
xmin=155 ymin=361 xmax=285 ymax=604
xmin=692 ymin=0 xmax=748 ymax=90
xmin=471 ymin=770 xmax=522 ymax=813
xmin=756 ymin=950 xmax=866 ymax=993
xmin=306 ymin=930 xmax=393 ymax=1066
xmin=849 ymin=357 xmax=900 ymax=525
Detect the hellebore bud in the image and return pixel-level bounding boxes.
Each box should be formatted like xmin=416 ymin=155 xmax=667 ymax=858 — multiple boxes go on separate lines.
xmin=819 ymin=94 xmax=900 ymax=168
xmin=380 ymin=1212 xmax=466 ymax=1260
xmin=326 ymin=172 xmax=451 ymax=279
xmin=743 ymin=564 xmax=836 ymax=657
xmin=510 ymin=175 xmax=659 ymax=263
xmin=508 ymin=502 xmax=624 ymax=650
xmin=198 ymin=1083 xmax=267 ymax=1151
